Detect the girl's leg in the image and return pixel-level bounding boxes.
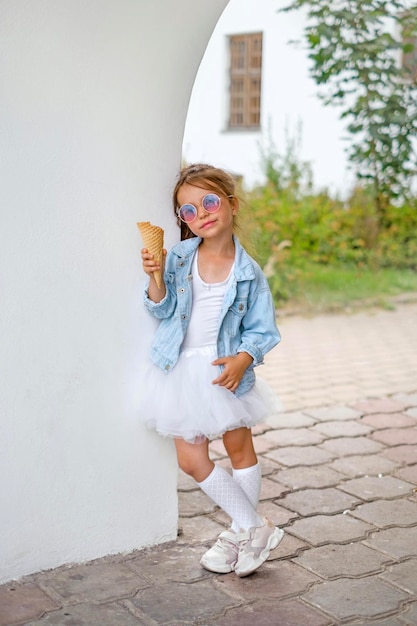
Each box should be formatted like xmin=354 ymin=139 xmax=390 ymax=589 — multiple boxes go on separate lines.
xmin=222 ymin=426 xmax=257 ymax=469
xmin=174 ymin=437 xmax=213 ymax=483
xmin=174 ymin=437 xmax=261 ymax=531
xmin=222 ymin=428 xmax=284 ymax=578
xmin=223 ymin=428 xmax=262 ymax=533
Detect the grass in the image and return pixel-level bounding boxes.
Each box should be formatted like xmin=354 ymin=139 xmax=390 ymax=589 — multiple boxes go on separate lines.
xmin=276 ymin=265 xmax=417 ymax=314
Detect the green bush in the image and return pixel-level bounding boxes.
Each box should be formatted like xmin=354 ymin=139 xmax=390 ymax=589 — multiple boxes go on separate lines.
xmin=240 ymin=184 xmax=417 ymax=306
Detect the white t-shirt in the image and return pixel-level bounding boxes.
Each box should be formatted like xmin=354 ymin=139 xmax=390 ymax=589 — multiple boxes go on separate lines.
xmin=182 ymin=251 xmax=234 ymax=349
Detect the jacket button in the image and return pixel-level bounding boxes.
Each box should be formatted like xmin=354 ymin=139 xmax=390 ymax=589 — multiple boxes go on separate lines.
xmin=164 ymin=364 xmax=170 ymax=371
xmin=239 ymin=304 xmax=244 ymax=311
xmin=179 ymin=287 xmax=185 ymax=294
xmin=181 ymin=314 xmax=187 ymax=320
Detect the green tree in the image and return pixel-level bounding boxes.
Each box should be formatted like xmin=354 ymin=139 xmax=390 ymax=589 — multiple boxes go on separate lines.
xmin=281 ymin=0 xmax=417 ymax=220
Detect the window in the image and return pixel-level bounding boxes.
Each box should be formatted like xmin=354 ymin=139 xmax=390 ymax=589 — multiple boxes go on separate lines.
xmin=228 ymin=32 xmax=263 ymax=130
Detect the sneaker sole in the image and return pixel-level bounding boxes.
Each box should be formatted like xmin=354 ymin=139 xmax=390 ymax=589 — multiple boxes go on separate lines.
xmin=235 ymin=527 xmax=284 ymax=578
xmin=200 ymin=557 xmax=236 ymax=574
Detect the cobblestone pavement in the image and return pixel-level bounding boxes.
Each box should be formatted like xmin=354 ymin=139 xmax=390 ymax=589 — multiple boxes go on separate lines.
xmin=1 ymin=302 xmax=417 ymax=625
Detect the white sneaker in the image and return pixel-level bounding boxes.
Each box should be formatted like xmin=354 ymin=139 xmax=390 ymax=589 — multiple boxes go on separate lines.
xmin=235 ymin=517 xmax=284 ymax=578
xmin=200 ymin=530 xmax=239 ymax=574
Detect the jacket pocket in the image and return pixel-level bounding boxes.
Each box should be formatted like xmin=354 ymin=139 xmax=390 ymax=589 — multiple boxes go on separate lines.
xmin=224 ymin=299 xmax=247 ymax=336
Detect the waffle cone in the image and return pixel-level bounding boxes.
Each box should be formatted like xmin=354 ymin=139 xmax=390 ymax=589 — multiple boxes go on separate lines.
xmin=137 ymin=221 xmax=164 ymax=288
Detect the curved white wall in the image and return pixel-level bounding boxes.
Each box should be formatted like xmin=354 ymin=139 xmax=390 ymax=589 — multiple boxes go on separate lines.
xmin=0 ymin=0 xmax=229 ymax=583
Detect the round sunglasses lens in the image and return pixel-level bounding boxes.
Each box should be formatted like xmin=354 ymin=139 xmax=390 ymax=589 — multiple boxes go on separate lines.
xmin=202 ymin=194 xmax=221 ymax=212
xmin=179 ymin=204 xmax=197 ymax=223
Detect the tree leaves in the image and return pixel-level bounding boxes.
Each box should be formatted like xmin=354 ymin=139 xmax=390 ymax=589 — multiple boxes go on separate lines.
xmin=281 ymin=0 xmax=417 ymax=214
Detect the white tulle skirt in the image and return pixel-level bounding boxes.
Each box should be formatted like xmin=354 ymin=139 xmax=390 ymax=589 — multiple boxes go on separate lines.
xmin=138 ymin=344 xmax=280 ymax=444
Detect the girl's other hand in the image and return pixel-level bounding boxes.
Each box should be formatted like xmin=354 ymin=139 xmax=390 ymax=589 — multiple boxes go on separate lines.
xmin=211 ymin=352 xmax=253 ymax=392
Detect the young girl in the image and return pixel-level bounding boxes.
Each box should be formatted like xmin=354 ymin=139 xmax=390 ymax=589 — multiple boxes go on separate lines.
xmin=140 ymin=163 xmax=283 ymax=577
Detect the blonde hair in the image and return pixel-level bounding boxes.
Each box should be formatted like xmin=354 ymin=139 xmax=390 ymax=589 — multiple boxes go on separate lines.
xmin=173 ymin=163 xmax=238 ymax=240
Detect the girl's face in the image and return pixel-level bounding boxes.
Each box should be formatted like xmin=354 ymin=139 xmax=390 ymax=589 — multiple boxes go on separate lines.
xmin=176 ymin=183 xmax=238 ymax=240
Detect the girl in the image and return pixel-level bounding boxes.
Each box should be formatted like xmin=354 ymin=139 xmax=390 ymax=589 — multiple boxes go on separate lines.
xmin=140 ymin=163 xmax=283 ymax=577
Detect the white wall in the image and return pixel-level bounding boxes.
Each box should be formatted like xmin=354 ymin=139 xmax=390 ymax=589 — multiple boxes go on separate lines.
xmin=0 ymin=0 xmax=229 ymax=583
xmin=183 ymin=0 xmax=354 ymax=196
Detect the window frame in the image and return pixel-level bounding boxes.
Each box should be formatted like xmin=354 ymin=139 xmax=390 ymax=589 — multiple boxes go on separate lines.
xmin=227 ymin=32 xmax=263 ymax=131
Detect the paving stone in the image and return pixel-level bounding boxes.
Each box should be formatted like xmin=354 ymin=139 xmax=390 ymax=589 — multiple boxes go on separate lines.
xmin=272 ymin=465 xmax=346 ymax=489
xmin=381 ymin=559 xmax=417 ymax=595
xmin=257 ymin=501 xmax=298 ymax=526
xmin=265 ymin=445 xmax=334 ymax=467
xmin=288 ymin=513 xmax=374 ymax=545
xmin=312 ymin=420 xmax=372 ymax=437
xmin=0 ymin=583 xmax=59 ymax=626
xmin=329 ymin=454 xmax=399 ymax=478
xmin=129 ymin=579 xmax=239 ymax=623
xmin=371 ymin=427 xmax=417 ymax=446
xmin=362 ymin=412 xmax=417 ymax=429
xmin=350 ymin=498 xmax=417 ymax=527
xmin=267 ymin=533 xmax=309 ymax=560
xmin=279 ymin=487 xmax=360 ymax=516
xmin=383 ymin=445 xmax=417 ymax=465
xmin=258 ymin=456 xmax=282 ymax=476
xmin=395 ymin=465 xmax=417 ymax=485
xmin=400 ymin=601 xmax=417 ymax=624
xmin=319 ymin=436 xmax=385 ymax=457
xmin=354 ymin=617 xmax=407 ymax=626
xmin=339 ymin=475 xmax=415 ymax=500
xmin=265 ymin=411 xmax=316 ymax=429
xmin=126 ymin=543 xmax=210 ymax=584
xmin=33 ymin=562 xmax=147 ymax=605
xmin=215 ymin=559 xmax=319 ymax=601
xmin=251 ymin=422 xmax=272 ymax=435
xmin=305 ymin=405 xmax=362 ymax=421
xmin=262 ymin=427 xmax=325 ymax=447
xmin=252 ymin=435 xmax=278 ymax=454
xmin=212 ymin=598 xmax=332 ymax=626
xmin=259 ymin=477 xmax=289 ymax=500
xmin=352 ymin=398 xmax=408 ymax=414
xmin=208 ymin=440 xmax=228 ymax=457
xmin=393 ymin=392 xmax=417 ymax=406
xmin=24 ymin=603 xmax=144 ymax=626
xmin=364 ymin=526 xmax=417 ymax=558
xmin=293 ymin=542 xmax=393 ymax=579
xmin=303 ymin=577 xmax=410 ymax=621
xmin=177 ymin=515 xmax=224 ymax=544
xmin=178 ymin=490 xmax=216 ymax=516
xmin=405 ymin=407 xmax=417 ymax=419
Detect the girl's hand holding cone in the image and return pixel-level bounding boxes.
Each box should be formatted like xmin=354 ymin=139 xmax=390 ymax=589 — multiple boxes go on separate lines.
xmin=138 ymin=222 xmax=166 ymax=301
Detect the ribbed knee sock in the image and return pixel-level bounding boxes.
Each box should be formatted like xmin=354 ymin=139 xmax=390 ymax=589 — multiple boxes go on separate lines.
xmin=198 ymin=464 xmax=262 ymax=532
xmin=230 ymin=462 xmax=262 ymax=533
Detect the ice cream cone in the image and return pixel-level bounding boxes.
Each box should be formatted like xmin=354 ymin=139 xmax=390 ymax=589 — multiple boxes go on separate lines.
xmin=137 ymin=221 xmax=164 ymax=288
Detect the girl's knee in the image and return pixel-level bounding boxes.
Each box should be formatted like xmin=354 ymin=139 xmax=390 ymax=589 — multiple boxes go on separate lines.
xmin=179 ymin=457 xmax=214 ymax=482
xmin=175 ymin=439 xmax=213 ymax=481
xmin=223 ymin=428 xmax=257 ymax=467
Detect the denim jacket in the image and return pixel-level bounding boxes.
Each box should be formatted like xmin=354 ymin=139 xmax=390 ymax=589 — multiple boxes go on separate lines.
xmin=143 ymin=236 xmax=280 ymax=397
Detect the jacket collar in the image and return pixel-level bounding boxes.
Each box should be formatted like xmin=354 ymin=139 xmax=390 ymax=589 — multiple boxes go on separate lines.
xmin=172 ymin=236 xmax=256 ymax=281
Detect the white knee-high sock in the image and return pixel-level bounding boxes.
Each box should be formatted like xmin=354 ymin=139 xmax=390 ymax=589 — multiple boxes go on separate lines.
xmin=230 ymin=463 xmax=262 ymax=533
xmin=198 ymin=465 xmax=262 ymax=532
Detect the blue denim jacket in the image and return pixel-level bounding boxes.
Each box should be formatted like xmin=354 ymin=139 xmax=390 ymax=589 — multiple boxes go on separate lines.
xmin=143 ymin=236 xmax=280 ymax=397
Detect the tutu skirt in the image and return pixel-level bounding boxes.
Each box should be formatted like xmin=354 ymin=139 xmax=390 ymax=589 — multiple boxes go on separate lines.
xmin=138 ymin=344 xmax=279 ymax=443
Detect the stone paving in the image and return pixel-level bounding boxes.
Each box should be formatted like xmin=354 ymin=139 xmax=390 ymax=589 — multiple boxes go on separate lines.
xmin=1 ymin=301 xmax=417 ymax=625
